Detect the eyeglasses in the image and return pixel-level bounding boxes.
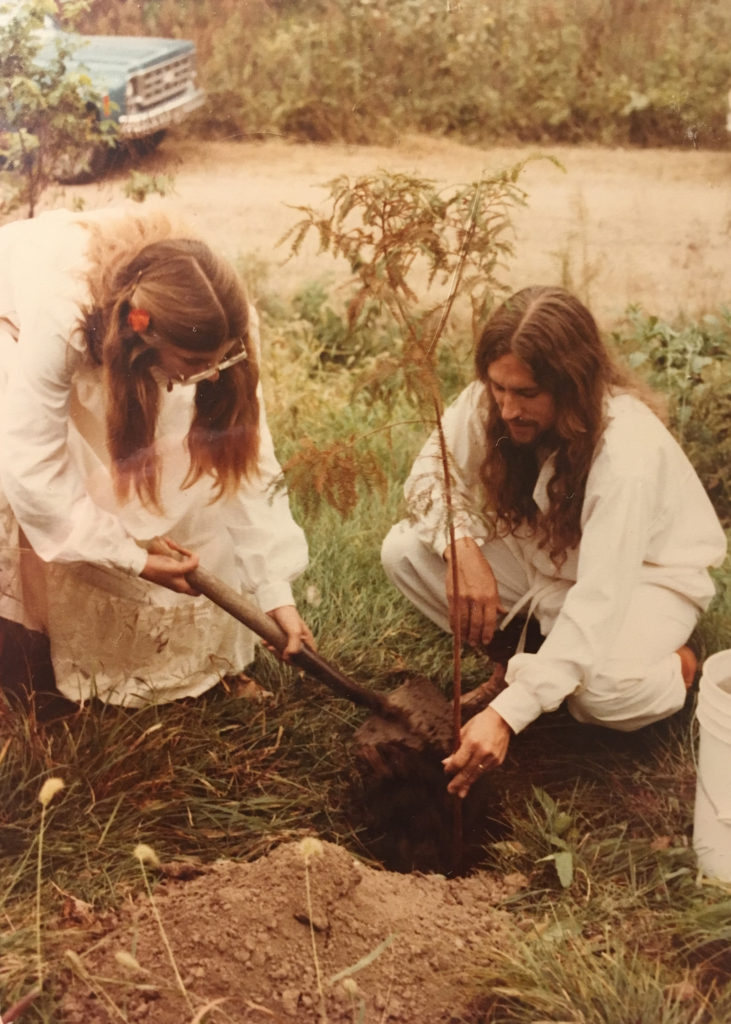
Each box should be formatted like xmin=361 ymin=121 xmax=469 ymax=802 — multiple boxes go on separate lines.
xmin=175 ymin=340 xmax=249 ymax=387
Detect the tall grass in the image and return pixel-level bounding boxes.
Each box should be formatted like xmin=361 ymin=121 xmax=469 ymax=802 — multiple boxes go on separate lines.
xmin=79 ymin=0 xmax=731 ymax=149
xmin=1 ymin=277 xmax=730 ymax=1019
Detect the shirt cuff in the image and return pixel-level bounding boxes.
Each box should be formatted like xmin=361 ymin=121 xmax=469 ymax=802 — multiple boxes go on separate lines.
xmin=122 ymin=541 xmax=150 ymax=577
xmin=255 ymin=580 xmax=296 ymax=613
xmin=492 ymin=654 xmax=582 ymax=733
xmin=489 ymin=682 xmax=545 ymax=735
xmin=438 ymin=525 xmax=489 ymax=559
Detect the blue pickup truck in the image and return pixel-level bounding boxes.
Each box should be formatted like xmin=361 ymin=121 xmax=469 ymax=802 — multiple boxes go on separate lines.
xmin=5 ymin=10 xmax=205 ymax=181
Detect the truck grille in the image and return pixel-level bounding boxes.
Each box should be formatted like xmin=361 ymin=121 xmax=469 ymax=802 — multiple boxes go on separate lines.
xmin=134 ymin=53 xmax=195 ymax=109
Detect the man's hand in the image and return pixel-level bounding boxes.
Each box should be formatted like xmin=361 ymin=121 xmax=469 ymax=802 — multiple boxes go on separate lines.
xmin=442 ymin=706 xmax=512 ymax=798
xmin=444 ymin=536 xmax=506 ymax=647
xmin=141 ymin=537 xmax=200 ymax=595
xmin=267 ymin=605 xmax=316 ymax=660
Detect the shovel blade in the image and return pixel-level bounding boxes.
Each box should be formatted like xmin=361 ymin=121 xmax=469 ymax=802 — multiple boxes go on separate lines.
xmin=354 ymin=675 xmax=453 ymax=774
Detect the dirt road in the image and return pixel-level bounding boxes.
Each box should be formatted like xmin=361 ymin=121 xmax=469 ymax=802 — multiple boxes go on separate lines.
xmin=62 ymin=133 xmax=731 ymax=328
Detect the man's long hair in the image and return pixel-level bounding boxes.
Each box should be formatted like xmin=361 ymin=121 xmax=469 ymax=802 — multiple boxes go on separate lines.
xmin=475 ymin=286 xmax=651 ymax=566
xmin=78 ymin=213 xmax=260 ymax=509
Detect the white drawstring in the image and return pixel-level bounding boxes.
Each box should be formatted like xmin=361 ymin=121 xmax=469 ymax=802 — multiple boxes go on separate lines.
xmin=499 ymin=572 xmax=564 ymax=653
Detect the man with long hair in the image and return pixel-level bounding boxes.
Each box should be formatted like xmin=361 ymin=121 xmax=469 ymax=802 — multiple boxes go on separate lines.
xmin=382 ymin=286 xmax=726 ymax=797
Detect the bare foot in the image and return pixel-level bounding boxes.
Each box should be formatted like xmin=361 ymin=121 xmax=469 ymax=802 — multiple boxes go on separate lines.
xmin=676 ymin=645 xmax=698 ymax=691
xmin=224 ymin=673 xmax=274 ymax=701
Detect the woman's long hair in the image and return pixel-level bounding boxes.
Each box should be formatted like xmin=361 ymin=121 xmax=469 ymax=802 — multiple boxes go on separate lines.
xmin=475 ymin=286 xmax=651 ymax=566
xmin=78 ymin=213 xmax=260 ymax=508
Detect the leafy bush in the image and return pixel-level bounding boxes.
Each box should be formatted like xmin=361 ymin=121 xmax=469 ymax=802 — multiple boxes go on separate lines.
xmin=122 ymin=169 xmax=175 ymax=203
xmin=79 ymin=0 xmax=731 ymax=148
xmin=614 ymin=307 xmax=731 ymax=526
xmin=0 ymin=0 xmax=115 ymax=217
xmin=288 ymin=280 xmax=397 ymax=370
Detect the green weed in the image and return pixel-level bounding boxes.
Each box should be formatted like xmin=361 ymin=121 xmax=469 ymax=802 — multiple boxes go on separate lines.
xmin=123 ymin=170 xmax=176 ymax=204
xmin=614 ymin=306 xmax=731 ymax=525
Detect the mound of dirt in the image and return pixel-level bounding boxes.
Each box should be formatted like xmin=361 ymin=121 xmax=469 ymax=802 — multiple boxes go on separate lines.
xmin=58 ymin=839 xmax=527 ymax=1023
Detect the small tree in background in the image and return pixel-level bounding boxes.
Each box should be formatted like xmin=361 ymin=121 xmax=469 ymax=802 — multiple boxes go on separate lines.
xmin=0 ymin=0 xmax=115 ymax=218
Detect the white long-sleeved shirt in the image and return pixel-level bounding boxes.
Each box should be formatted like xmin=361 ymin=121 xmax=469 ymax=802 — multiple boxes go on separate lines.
xmin=404 ymin=381 xmax=727 ymax=732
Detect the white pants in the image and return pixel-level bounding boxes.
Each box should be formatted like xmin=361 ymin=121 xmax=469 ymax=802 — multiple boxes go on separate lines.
xmin=381 ymin=520 xmax=698 ymax=731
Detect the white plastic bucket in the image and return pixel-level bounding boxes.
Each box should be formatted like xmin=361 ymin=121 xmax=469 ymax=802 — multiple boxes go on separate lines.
xmin=693 ymin=650 xmax=731 ymax=882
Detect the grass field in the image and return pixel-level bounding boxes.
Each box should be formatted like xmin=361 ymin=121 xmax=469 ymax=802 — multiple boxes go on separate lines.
xmin=2 ymin=279 xmax=730 ymax=1019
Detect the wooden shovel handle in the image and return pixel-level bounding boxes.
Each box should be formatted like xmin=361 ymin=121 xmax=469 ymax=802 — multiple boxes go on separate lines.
xmin=186 ymin=565 xmax=397 ymax=717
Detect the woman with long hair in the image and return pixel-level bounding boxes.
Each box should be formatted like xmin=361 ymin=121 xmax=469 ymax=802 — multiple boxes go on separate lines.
xmin=382 ymin=286 xmax=726 ymax=795
xmin=0 ymin=206 xmax=312 ymax=707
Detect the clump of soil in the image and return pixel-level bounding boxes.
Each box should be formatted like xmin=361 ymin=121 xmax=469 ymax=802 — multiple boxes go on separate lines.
xmin=348 ymin=743 xmax=503 ymax=876
xmin=58 ymin=840 xmax=526 ymax=1023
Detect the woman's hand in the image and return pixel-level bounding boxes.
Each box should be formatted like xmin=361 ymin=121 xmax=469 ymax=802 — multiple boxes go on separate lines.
xmin=444 ymin=536 xmax=506 ymax=648
xmin=140 ymin=537 xmax=200 ymax=595
xmin=267 ymin=605 xmax=317 ymax=660
xmin=442 ymin=706 xmax=512 ymax=799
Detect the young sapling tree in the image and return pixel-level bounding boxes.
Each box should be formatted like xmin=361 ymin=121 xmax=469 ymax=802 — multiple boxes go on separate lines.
xmin=281 ymin=161 xmax=549 ymax=868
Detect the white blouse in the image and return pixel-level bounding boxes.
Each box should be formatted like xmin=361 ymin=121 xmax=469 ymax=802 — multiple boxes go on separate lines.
xmin=0 ymin=208 xmax=308 ymax=704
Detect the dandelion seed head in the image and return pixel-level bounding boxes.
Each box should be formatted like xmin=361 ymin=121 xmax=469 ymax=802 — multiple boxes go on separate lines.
xmin=38 ymin=777 xmax=65 ymax=807
xmin=299 ymin=837 xmax=324 ymax=862
xmin=115 ymin=950 xmax=145 ymax=972
xmin=133 ymin=843 xmax=161 ymax=868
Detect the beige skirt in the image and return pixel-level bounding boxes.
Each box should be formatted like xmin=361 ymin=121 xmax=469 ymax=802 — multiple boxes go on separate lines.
xmin=0 ymin=505 xmax=257 ymax=706
xmin=0 ymin=336 xmax=257 ymax=705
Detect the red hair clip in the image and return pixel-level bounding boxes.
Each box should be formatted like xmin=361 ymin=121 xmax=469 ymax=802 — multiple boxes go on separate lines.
xmin=128 ymin=307 xmax=151 ymax=333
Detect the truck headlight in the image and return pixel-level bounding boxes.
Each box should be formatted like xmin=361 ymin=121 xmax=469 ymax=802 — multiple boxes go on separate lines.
xmin=125 ymin=78 xmax=138 ymax=109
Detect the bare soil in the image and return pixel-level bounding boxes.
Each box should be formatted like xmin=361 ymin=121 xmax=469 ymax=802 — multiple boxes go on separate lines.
xmin=32 ymin=135 xmax=730 ymax=1023
xmin=58 ymin=132 xmax=731 ymax=327
xmin=58 ymin=840 xmax=528 ymax=1024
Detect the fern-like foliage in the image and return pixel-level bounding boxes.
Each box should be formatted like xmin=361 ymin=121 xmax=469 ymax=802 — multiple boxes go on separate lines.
xmin=280 ymin=437 xmax=388 ymax=519
xmin=279 ymin=162 xmax=546 ymax=514
xmin=283 ymin=164 xmax=548 ymax=348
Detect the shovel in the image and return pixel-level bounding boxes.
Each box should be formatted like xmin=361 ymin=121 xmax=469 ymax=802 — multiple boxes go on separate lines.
xmin=148 ymin=538 xmax=454 ymax=754
xmin=152 ymin=542 xmax=538 ymax=761
xmin=188 ymin=563 xmax=422 ymax=724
